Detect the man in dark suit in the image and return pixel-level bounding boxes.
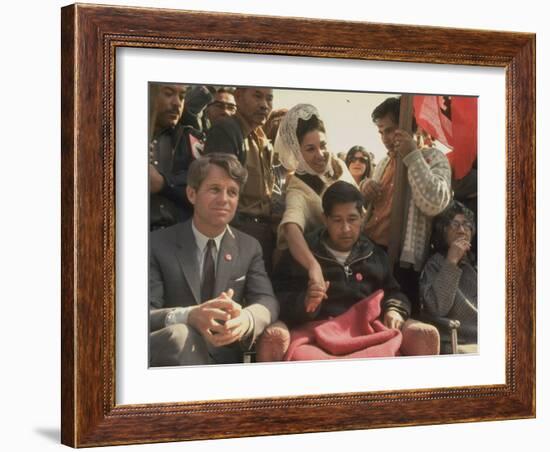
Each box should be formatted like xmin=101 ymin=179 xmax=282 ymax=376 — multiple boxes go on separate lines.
xmin=149 ymin=153 xmax=279 ymax=366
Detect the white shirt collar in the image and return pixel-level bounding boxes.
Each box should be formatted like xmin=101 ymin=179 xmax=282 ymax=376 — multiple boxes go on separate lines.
xmin=323 ymin=240 xmax=351 ymax=265
xmin=191 ymin=221 xmax=227 ymax=253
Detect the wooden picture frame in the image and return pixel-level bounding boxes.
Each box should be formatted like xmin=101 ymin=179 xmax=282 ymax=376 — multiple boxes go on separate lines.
xmin=61 ymin=3 xmax=535 ymax=447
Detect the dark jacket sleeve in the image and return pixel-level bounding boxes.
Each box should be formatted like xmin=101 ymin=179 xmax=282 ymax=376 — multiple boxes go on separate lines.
xmin=377 ymin=248 xmax=411 ymax=319
xmin=185 ymin=85 xmax=214 ymax=115
xmin=149 ymin=248 xmax=165 ymax=310
xmin=148 ymin=237 xmax=172 ymax=332
xmin=181 ymin=85 xmax=214 ymax=130
xmin=204 ymin=118 xmax=244 ymax=162
xmin=272 ymin=250 xmax=318 ymax=326
xmin=158 ymin=170 xmax=190 ymax=208
xmin=452 ymin=167 xmax=477 ymax=201
xmin=156 ymin=127 xmax=198 ymax=211
xmin=180 ymin=110 xmax=202 ymax=131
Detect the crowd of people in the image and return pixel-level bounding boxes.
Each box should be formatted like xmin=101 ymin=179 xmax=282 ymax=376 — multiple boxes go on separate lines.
xmin=148 ymin=83 xmax=478 ymax=366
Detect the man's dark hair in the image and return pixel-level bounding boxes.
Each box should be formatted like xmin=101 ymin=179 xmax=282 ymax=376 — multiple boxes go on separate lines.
xmin=322 ymin=181 xmax=365 ymax=216
xmin=371 ymin=96 xmax=418 ymax=132
xmin=431 ymin=200 xmax=476 ymax=254
xmin=296 ymin=115 xmax=326 ymax=145
xmin=372 ymin=97 xmax=401 ymax=125
xmin=187 ymin=153 xmax=248 ymax=190
xmin=216 ymin=86 xmax=236 ymax=95
xmin=148 ymin=82 xmax=187 ymax=140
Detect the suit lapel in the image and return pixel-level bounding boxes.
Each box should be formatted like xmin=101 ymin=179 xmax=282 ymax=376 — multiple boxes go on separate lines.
xmin=174 ymin=221 xmax=201 ymax=305
xmin=214 ymin=228 xmax=239 ymax=298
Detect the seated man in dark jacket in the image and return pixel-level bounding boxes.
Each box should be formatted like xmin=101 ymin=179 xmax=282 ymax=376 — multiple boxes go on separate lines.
xmin=267 ymin=181 xmax=439 ymax=358
xmin=275 ymin=181 xmax=410 ymax=326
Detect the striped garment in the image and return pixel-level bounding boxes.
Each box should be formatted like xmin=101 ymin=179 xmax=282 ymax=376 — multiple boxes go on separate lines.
xmin=366 ymin=147 xmax=452 ymax=271
xmin=419 ymin=252 xmax=478 ymax=347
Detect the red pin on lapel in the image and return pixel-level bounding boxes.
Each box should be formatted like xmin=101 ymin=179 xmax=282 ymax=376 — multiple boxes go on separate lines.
xmin=355 ymin=273 xmax=363 ymax=281
xmin=224 ymin=253 xmax=232 ymax=262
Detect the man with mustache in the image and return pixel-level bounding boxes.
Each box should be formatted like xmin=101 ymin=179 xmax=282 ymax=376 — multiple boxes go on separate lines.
xmin=149 ymin=83 xmax=204 ymax=230
xmin=204 ymin=87 xmax=237 ymax=127
xmin=204 ymin=87 xmax=277 ymax=274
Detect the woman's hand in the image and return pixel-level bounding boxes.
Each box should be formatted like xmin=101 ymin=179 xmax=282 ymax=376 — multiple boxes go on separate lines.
xmin=305 ymin=280 xmax=330 ymax=313
xmin=446 ymin=238 xmax=471 ymax=265
xmin=305 ymin=264 xmax=329 ymax=313
xmin=383 ymin=310 xmax=405 ymax=330
xmin=361 ymin=179 xmax=382 ymax=202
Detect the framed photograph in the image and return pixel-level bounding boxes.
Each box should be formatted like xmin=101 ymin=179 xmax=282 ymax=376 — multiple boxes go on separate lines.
xmin=61 ymin=3 xmax=535 ymax=447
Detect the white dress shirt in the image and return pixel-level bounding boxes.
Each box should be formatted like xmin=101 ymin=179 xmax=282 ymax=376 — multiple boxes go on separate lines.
xmin=191 ymin=222 xmax=227 ymax=282
xmin=164 ymin=224 xmax=227 ymax=326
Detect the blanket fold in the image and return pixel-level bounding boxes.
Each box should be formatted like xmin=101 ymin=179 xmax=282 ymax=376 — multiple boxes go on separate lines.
xmin=284 ymin=290 xmax=402 ymax=361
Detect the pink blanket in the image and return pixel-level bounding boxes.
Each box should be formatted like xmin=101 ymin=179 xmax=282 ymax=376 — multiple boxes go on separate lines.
xmin=284 ymin=290 xmax=402 ymax=361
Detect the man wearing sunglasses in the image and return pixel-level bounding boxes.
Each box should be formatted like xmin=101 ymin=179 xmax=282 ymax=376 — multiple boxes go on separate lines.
xmin=205 ymin=88 xmax=237 ymax=126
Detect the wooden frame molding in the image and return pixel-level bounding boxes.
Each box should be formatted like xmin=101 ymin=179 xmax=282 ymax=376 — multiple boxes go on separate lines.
xmin=61 ymin=3 xmax=535 ymax=447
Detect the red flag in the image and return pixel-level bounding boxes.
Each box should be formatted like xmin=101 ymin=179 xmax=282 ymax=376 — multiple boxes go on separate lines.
xmin=445 ymin=97 xmax=478 ymax=180
xmin=413 ymin=95 xmax=452 ymax=148
xmin=413 ymin=95 xmax=478 ymax=180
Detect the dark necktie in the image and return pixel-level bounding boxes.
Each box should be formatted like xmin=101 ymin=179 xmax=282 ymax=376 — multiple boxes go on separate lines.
xmin=201 ymin=239 xmax=216 ymax=302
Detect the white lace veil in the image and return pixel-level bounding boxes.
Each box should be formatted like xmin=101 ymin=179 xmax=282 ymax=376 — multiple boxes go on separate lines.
xmin=274 ymin=103 xmax=334 ymax=176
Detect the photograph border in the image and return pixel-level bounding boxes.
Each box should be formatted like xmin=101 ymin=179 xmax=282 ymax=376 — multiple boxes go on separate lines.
xmin=61 ymin=3 xmax=535 ymax=447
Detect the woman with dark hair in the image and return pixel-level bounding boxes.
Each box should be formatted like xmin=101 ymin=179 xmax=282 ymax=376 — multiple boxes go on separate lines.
xmin=274 ymin=104 xmax=356 ymax=313
xmin=419 ymin=201 xmax=478 ymax=354
xmin=345 ymin=145 xmax=375 ymax=185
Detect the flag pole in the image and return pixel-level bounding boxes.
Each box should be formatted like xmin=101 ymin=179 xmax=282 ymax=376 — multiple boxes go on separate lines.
xmin=387 ymin=94 xmax=414 ymax=267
